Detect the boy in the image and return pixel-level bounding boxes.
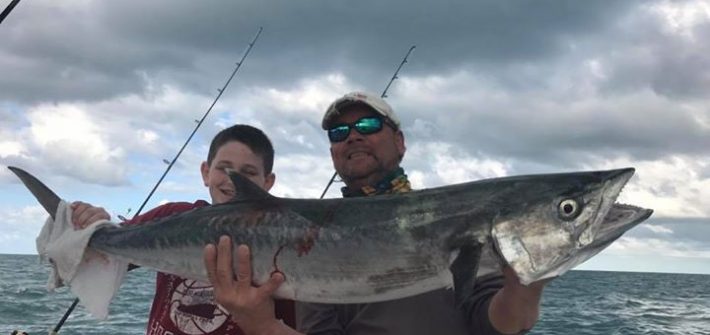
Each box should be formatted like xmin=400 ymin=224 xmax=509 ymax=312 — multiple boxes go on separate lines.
xmin=72 ymin=124 xmax=295 ymax=335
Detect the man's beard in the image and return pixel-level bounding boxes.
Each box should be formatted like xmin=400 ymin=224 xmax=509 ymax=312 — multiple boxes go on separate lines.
xmin=338 ymin=159 xmax=386 ymax=184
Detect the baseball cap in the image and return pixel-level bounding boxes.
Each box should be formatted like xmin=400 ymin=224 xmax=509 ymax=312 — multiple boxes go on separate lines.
xmin=321 ymin=91 xmax=401 ymax=130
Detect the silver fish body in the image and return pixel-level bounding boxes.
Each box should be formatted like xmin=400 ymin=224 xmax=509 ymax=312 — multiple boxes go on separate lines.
xmin=11 ymin=166 xmax=652 ymax=304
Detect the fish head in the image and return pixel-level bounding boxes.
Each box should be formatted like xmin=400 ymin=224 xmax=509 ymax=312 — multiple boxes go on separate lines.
xmin=490 ymin=168 xmax=652 ymax=285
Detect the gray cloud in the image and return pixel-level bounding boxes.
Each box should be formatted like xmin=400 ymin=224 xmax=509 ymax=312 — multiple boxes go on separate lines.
xmin=595 ymin=12 xmax=710 ymax=99
xmin=1 ymin=0 xmax=708 ymax=204
xmin=0 ymin=0 xmax=708 ymax=276
xmin=1 ymin=0 xmax=644 ymax=104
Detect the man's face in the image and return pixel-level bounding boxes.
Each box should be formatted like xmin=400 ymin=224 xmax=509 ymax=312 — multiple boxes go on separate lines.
xmin=200 ymin=140 xmax=275 ymax=204
xmin=328 ymin=105 xmax=405 ymax=187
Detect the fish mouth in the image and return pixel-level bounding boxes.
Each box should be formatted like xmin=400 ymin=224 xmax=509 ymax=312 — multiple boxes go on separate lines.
xmin=577 ymin=168 xmax=636 ymax=246
xmin=592 ymin=204 xmax=653 ymax=248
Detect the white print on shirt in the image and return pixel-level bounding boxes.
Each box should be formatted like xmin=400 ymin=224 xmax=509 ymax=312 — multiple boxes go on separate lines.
xmin=168 ymin=279 xmax=230 ymax=334
xmin=148 ymin=321 xmax=174 ymax=335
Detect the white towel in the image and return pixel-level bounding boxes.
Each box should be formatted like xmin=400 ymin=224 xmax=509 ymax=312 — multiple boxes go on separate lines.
xmin=35 ymin=200 xmax=129 ymax=319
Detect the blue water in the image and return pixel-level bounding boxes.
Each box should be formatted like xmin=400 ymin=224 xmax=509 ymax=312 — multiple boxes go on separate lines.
xmin=1 ymin=254 xmax=709 ymax=334
xmin=1 ymin=254 xmax=153 ymax=334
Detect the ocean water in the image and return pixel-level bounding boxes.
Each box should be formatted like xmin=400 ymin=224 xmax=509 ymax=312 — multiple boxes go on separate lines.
xmin=1 ymin=254 xmax=708 ymax=335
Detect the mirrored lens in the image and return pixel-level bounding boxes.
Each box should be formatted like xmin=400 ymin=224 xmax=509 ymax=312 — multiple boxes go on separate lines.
xmin=354 ymin=117 xmax=383 ymax=134
xmin=327 ymin=117 xmax=385 ymax=143
xmin=328 ymin=125 xmax=350 ymax=142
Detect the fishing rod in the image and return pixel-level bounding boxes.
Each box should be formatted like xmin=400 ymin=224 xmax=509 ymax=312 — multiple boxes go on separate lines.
xmin=0 ymin=0 xmax=21 ymax=25
xmin=319 ymin=45 xmax=416 ymax=199
xmin=46 ymin=26 xmax=263 ymax=335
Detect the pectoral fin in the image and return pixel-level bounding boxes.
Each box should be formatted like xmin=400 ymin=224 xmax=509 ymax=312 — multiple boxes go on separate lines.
xmin=449 ymin=243 xmax=483 ymax=309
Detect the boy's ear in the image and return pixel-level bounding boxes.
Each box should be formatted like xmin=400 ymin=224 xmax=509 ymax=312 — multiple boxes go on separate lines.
xmin=264 ymin=172 xmax=275 ymax=192
xmin=200 ymin=161 xmax=210 ymax=186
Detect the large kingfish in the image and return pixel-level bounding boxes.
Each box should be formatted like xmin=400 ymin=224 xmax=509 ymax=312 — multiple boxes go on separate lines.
xmin=10 ymin=166 xmax=651 ymax=306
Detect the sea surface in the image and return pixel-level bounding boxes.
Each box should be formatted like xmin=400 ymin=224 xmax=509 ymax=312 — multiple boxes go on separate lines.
xmin=1 ymin=254 xmax=708 ymax=334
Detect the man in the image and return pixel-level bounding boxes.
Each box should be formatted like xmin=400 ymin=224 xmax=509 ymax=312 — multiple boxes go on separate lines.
xmin=72 ymin=124 xmax=296 ymax=335
xmin=205 ymin=93 xmax=546 ymax=334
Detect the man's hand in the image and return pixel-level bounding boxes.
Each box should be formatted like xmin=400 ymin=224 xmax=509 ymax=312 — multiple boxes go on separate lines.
xmin=71 ymin=201 xmax=110 ymax=229
xmin=488 ymin=266 xmax=549 ymax=334
xmin=204 ymin=236 xmax=285 ymax=335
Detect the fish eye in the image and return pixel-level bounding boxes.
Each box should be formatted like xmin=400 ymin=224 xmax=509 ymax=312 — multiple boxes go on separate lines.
xmin=558 ymin=199 xmax=581 ymax=220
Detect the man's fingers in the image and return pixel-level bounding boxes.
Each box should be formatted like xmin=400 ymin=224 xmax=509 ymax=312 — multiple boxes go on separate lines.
xmin=215 ymin=236 xmax=235 ymax=284
xmin=259 ymin=272 xmax=284 ymax=296
xmin=203 ymin=243 xmax=218 ymax=284
xmin=205 ymin=238 xmax=284 ymax=313
xmin=236 ymin=244 xmax=253 ymax=287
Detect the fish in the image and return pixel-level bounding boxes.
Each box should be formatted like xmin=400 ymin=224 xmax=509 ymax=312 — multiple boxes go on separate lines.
xmin=10 ymin=165 xmax=652 ymax=307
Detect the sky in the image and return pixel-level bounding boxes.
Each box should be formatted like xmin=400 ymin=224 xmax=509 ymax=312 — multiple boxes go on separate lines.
xmin=0 ymin=0 xmax=708 ymax=275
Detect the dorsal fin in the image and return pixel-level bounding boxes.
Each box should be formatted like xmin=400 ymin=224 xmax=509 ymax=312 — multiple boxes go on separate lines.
xmin=225 ymin=168 xmax=274 ymax=201
xmin=8 ymin=166 xmax=61 ymax=220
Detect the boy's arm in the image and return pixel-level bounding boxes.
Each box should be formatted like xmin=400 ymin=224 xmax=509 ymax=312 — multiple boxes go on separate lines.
xmin=204 ymin=236 xmax=304 ymax=335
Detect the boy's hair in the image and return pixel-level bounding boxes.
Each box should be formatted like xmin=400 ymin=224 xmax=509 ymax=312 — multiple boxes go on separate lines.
xmin=206 ymin=124 xmax=275 ymax=174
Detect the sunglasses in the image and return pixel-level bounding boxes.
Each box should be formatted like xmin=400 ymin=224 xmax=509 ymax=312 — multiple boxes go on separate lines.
xmin=327 ymin=116 xmax=385 ymax=143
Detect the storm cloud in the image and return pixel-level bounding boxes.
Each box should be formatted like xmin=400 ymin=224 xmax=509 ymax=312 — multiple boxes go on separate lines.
xmin=0 ymin=0 xmax=708 ymax=273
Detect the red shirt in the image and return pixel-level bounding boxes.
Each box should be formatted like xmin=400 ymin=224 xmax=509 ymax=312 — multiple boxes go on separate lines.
xmin=126 ymin=201 xmax=296 ymax=335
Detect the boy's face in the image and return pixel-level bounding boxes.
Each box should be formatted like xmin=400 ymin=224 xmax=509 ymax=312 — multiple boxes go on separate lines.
xmin=200 ymin=140 xmax=275 ymax=204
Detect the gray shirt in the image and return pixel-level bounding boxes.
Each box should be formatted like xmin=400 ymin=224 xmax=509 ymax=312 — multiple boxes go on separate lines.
xmin=296 ymin=274 xmax=505 ymax=335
